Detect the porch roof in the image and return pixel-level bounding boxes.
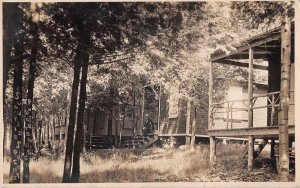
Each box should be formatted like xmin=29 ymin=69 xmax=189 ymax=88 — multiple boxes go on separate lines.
xmin=210 ymin=21 xmax=295 ymax=68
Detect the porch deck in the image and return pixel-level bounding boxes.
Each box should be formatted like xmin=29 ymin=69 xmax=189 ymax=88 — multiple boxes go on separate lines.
xmin=207 ymin=125 xmax=295 ymax=138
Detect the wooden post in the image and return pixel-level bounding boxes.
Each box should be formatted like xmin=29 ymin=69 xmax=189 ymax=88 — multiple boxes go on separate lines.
xmin=186 ymin=100 xmax=191 ymax=144
xmin=209 ymin=136 xmax=216 ymax=165
xmin=230 ymin=103 xmax=233 ymax=129
xmin=226 ymin=102 xmax=229 ymax=129
xmin=278 ymin=16 xmax=291 ymax=182
xmin=208 ymin=61 xmax=213 ymax=129
xmin=270 ymin=139 xmax=276 ymax=159
xmin=208 ymin=61 xmax=216 ymax=165
xmin=248 ymin=47 xmax=254 ymax=171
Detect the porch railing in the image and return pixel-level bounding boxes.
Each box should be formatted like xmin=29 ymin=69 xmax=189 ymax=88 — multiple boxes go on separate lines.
xmin=209 ymin=90 xmax=294 ymax=130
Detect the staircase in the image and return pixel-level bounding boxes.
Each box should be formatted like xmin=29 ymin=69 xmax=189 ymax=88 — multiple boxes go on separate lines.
xmin=83 ymin=136 xmax=113 ymax=150
xmin=123 ymin=135 xmax=159 ymax=149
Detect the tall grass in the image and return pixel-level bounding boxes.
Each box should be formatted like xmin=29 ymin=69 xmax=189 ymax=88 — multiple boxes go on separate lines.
xmin=3 ymin=145 xmax=211 ymax=183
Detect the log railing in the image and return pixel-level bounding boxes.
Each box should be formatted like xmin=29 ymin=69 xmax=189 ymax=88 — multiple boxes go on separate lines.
xmin=209 ymin=90 xmax=294 ymax=130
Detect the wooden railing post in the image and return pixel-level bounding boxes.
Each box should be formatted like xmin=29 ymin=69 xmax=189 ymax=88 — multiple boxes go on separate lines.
xmin=230 ymin=103 xmax=233 ymax=129
xmin=226 ymin=102 xmax=229 ymax=129
xmin=271 ymin=94 xmax=275 ymax=126
xmin=248 ymin=47 xmax=254 ymax=171
xmin=209 ymin=61 xmax=216 ymax=165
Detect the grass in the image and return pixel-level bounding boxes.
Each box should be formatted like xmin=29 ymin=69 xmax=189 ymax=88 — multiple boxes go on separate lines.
xmin=3 ymin=143 xmax=289 ymax=183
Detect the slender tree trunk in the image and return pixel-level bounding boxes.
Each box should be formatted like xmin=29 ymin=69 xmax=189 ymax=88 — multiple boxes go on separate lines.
xmin=186 ymin=100 xmax=191 ymax=145
xmin=132 ymin=91 xmax=136 ymax=136
xmin=42 ymin=123 xmax=45 ymax=145
xmin=108 ymin=110 xmax=113 ymax=137
xmin=279 ymin=16 xmax=291 ymax=182
xmin=114 ymin=107 xmax=118 ymax=147
xmin=52 ymin=116 xmax=56 ymax=152
xmin=62 ymin=48 xmax=83 ymax=183
xmin=9 ymin=43 xmax=24 ymax=183
xmin=190 ymin=108 xmax=196 ymax=149
xmin=38 ymin=121 xmax=42 ymax=149
xmin=64 ymin=95 xmax=70 ymax=154
xmin=71 ymin=46 xmax=90 ymax=182
xmin=82 ymin=112 xmax=87 ymax=153
xmin=23 ymin=21 xmax=38 ymax=183
xmin=47 ymin=120 xmax=52 ymax=150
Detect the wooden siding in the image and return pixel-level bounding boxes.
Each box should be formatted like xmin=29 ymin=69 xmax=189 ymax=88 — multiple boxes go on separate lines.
xmin=193 ymin=107 xmax=208 ymax=135
xmin=159 ymin=92 xmax=187 ymax=134
xmin=159 ymin=91 xmax=209 ymax=136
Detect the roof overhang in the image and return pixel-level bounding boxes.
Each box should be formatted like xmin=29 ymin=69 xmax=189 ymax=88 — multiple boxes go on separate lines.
xmin=210 ymin=21 xmax=295 ymax=69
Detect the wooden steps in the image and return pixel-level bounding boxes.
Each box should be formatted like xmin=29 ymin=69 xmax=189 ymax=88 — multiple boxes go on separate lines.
xmin=82 ymin=136 xmax=113 ymax=150
xmin=123 ymin=136 xmax=158 ymax=149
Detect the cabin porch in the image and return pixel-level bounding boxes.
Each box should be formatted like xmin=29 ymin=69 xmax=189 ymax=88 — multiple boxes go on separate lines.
xmin=207 ymin=21 xmax=295 ymax=175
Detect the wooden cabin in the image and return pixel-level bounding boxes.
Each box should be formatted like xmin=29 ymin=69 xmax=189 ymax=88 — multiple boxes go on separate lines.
xmin=158 ymin=88 xmax=208 ymax=145
xmin=157 ymin=81 xmax=269 ymax=145
xmin=54 ymin=104 xmax=145 ymax=149
xmin=208 ymin=21 xmax=295 ymax=174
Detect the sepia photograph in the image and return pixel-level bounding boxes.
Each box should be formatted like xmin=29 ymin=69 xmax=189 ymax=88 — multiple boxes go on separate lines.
xmin=1 ymin=1 xmax=298 ymax=186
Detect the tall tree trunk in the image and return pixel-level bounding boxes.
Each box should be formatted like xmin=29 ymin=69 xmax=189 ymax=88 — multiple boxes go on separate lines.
xmin=3 ymin=3 xmax=20 ymax=101
xmin=9 ymin=42 xmax=24 ymax=183
xmin=82 ymin=112 xmax=87 ymax=153
xmin=108 ymin=110 xmax=113 ymax=137
xmin=71 ymin=48 xmax=90 ymax=183
xmin=133 ymin=92 xmax=136 ymax=136
xmin=3 ymin=4 xmax=16 ymax=159
xmin=52 ymin=116 xmax=56 ymax=152
xmin=38 ymin=121 xmax=42 ymax=149
xmin=62 ymin=48 xmax=83 ymax=183
xmin=190 ymin=108 xmax=196 ymax=149
xmin=47 ymin=120 xmax=51 ymax=150
xmin=114 ymin=107 xmax=118 ymax=147
xmin=279 ymin=16 xmax=291 ymax=182
xmin=186 ymin=100 xmax=191 ymax=145
xmin=23 ymin=21 xmax=38 ymax=183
